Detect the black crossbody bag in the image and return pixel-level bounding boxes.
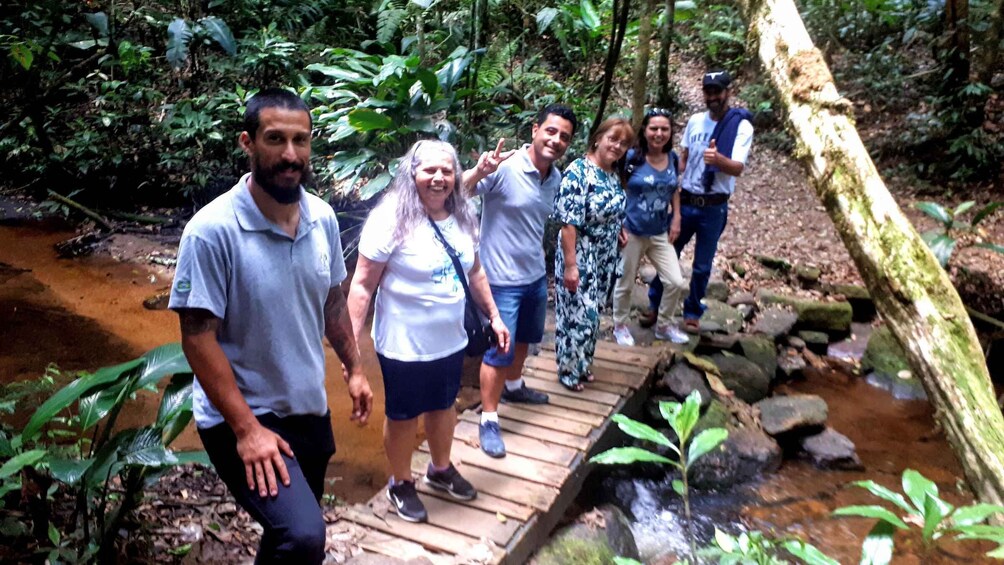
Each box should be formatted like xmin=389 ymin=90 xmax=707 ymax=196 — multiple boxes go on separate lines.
xmin=427 ymin=218 xmax=496 ymax=357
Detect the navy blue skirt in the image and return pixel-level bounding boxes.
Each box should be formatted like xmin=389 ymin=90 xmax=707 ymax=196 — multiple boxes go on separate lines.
xmin=377 ymin=349 xmax=464 ymax=421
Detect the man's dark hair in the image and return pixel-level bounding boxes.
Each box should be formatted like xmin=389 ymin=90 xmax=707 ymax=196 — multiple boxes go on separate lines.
xmin=535 ymin=103 xmax=578 ymax=134
xmin=243 ymin=88 xmax=312 ymax=138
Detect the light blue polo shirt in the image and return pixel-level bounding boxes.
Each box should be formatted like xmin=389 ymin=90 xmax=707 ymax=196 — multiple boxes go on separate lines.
xmin=169 ymin=174 xmax=347 ymax=429
xmin=476 ymin=145 xmax=561 ymax=286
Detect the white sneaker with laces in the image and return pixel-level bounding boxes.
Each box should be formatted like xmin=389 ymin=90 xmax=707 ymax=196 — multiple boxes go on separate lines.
xmin=656 ymin=324 xmax=690 ymax=344
xmin=612 ymin=324 xmax=635 ymax=346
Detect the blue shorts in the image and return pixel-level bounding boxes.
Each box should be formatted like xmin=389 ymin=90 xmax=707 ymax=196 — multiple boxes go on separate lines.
xmin=378 ymin=350 xmax=464 ymax=421
xmin=483 ymin=276 xmax=548 ymax=367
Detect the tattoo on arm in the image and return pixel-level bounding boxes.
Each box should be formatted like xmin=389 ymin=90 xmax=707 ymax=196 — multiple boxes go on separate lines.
xmin=324 ymin=286 xmax=347 ymax=323
xmin=178 ymin=308 xmax=219 ymax=336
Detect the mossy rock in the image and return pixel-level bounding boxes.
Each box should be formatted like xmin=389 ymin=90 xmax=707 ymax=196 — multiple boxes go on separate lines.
xmin=706 ymin=352 xmax=771 ymax=403
xmin=757 ymin=290 xmax=852 ymax=333
xmin=535 ymin=504 xmax=639 ymax=564
xmin=861 ymin=325 xmax=909 ymax=378
xmin=795 ymin=264 xmax=821 ymax=284
xmin=735 ymin=335 xmax=777 ymax=380
xmin=697 ymin=399 xmax=732 ymax=434
xmin=706 ymin=280 xmax=730 ymax=303
xmin=701 ymin=299 xmax=745 ymax=334
xmin=796 ymin=330 xmax=830 ymax=354
xmin=756 ymin=255 xmax=792 ymax=271
xmin=822 ymin=283 xmax=876 ymax=322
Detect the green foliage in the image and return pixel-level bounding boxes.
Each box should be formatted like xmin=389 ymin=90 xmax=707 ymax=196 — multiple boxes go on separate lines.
xmin=699 ymin=528 xmax=838 ymax=565
xmin=915 ymin=200 xmax=1004 ymax=267
xmin=166 ymin=16 xmax=237 ymax=70
xmin=1 ymin=344 xmax=206 ymax=563
xmin=685 ymin=1 xmax=746 ymax=71
xmin=832 ymin=468 xmax=1004 ymax=563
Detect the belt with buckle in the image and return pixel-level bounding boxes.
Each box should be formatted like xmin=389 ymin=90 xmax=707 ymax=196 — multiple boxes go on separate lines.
xmin=679 ymin=191 xmax=729 ymax=207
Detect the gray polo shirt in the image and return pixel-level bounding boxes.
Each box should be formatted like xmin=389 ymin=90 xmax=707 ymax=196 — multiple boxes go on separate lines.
xmin=476 ymin=145 xmax=562 ymax=286
xmin=169 ymin=174 xmax=347 ymax=429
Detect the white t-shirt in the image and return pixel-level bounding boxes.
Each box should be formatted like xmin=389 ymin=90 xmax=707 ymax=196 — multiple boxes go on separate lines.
xmin=680 ymin=111 xmax=754 ymax=195
xmin=358 ymin=202 xmax=477 ymax=361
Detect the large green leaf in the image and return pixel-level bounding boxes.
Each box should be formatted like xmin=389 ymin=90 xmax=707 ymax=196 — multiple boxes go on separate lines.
xmin=175 ymin=450 xmax=212 ymax=467
xmin=0 ymin=449 xmax=47 ymax=479
xmin=23 ymin=358 xmax=144 ymax=440
xmin=305 ymin=64 xmax=371 ymax=84
xmin=972 ymin=202 xmax=1003 ymax=226
xmin=925 ymin=234 xmax=956 ymax=267
xmin=902 ymin=468 xmax=939 ymax=513
xmin=781 ymin=539 xmax=839 ymax=565
xmin=675 ymin=391 xmax=702 ymax=441
xmin=157 ymin=374 xmax=194 ymax=446
xmin=953 ymin=200 xmax=976 ymax=217
xmin=687 ymin=428 xmax=727 ymax=466
xmin=199 ymin=16 xmax=236 ymax=55
xmin=77 ymin=378 xmax=136 ymax=430
xmin=348 ymin=109 xmax=394 ymax=132
xmin=975 ymin=242 xmax=1004 ymax=255
xmin=9 ymin=43 xmax=33 ymax=70
xmin=536 ymin=7 xmax=559 ymax=33
xmin=82 ymin=431 xmax=133 ymax=488
xmin=860 ymin=520 xmax=895 ymax=565
xmin=579 ymin=0 xmax=601 ymax=29
xmin=48 ymin=458 xmax=93 ymax=486
xmin=832 ymin=505 xmax=909 ymax=530
xmin=589 ymin=447 xmax=674 ymax=466
xmin=166 ymin=18 xmax=193 ymax=70
xmin=951 ymin=503 xmax=1004 ymax=527
xmin=922 ymin=492 xmax=946 ymax=541
xmin=136 ymin=343 xmax=192 ymax=389
xmin=416 ymin=69 xmax=438 ymax=99
xmin=611 ymin=414 xmax=672 ymax=447
xmin=84 ymin=12 xmax=108 ymax=37
xmin=914 ymin=201 xmax=952 ymax=226
xmin=121 ymin=427 xmax=178 ymax=467
xmin=436 ymin=47 xmax=472 ymax=91
xmin=359 ymin=172 xmax=392 ymax=200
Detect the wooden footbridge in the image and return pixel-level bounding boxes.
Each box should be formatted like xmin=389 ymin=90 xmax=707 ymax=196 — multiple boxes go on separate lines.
xmin=337 ymin=339 xmax=674 ymax=564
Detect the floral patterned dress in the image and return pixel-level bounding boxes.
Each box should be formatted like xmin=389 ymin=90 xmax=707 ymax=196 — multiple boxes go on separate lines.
xmin=553 ymin=156 xmax=627 ymax=388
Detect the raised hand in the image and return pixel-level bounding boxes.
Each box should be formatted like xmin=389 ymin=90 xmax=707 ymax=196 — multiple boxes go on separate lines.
xmin=476 ymin=138 xmax=517 ymax=176
xmin=703 ymin=139 xmax=719 ymax=166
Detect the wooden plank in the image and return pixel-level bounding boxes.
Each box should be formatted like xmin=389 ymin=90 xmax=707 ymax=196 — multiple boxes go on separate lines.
xmin=453 ymin=420 xmax=578 ymax=466
xmin=411 ymin=452 xmax=536 ymax=521
xmin=420 ymin=441 xmax=570 ymax=488
xmin=343 ymin=506 xmax=485 ymax=556
xmin=541 ymin=392 xmax=614 ymax=416
xmin=496 ymin=404 xmax=594 ymax=436
xmin=504 ymin=401 xmax=606 ymax=427
xmin=521 ymin=375 xmax=622 ymax=405
xmin=356 ymin=531 xmax=455 ymax=565
xmin=588 ymin=380 xmax=635 ymax=395
xmin=525 ymin=355 xmax=647 ymax=388
xmin=522 ymin=371 xmax=629 ymax=399
xmin=539 ymin=339 xmax=661 ymax=365
xmin=409 ymin=451 xmax=558 ymax=510
xmin=535 ymin=350 xmax=652 ymax=377
xmin=419 ymin=493 xmax=522 ymax=546
xmin=459 ymin=412 xmax=590 ymax=450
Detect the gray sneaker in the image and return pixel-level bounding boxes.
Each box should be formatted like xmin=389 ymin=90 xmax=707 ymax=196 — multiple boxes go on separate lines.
xmin=387 ymin=480 xmax=427 ymax=523
xmin=479 ymin=420 xmax=506 ymax=458
xmin=423 ymin=463 xmax=477 ymax=500
xmin=501 ymin=383 xmax=549 ymax=404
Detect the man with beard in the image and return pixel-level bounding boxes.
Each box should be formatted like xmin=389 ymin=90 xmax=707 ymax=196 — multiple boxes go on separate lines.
xmin=170 ymin=88 xmax=372 ymax=563
xmin=650 ymin=69 xmax=753 ymax=333
xmin=461 ymin=104 xmax=577 ymax=458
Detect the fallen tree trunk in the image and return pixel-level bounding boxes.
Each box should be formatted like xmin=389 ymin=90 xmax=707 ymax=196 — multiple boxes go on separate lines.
xmin=738 ymin=0 xmax=1004 ymax=505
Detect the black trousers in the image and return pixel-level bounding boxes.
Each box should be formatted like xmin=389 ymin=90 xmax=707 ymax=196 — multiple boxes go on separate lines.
xmin=198 ymin=411 xmax=336 ymax=564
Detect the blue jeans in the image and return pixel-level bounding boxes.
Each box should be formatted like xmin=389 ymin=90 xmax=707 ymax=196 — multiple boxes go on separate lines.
xmin=649 ymin=203 xmax=729 ymax=320
xmin=483 ymin=276 xmax=548 ymax=367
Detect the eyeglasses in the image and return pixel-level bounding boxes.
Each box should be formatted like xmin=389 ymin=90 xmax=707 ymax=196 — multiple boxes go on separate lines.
xmin=602 ymin=134 xmax=629 ymax=148
xmin=646 ymin=108 xmax=672 ymax=118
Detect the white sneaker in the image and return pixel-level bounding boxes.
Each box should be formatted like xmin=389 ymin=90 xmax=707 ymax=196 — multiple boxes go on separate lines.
xmin=655 ymin=324 xmax=690 ymax=344
xmin=613 ymin=324 xmax=635 ymax=346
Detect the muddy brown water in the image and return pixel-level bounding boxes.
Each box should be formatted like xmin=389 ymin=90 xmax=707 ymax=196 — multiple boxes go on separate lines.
xmin=1 ymin=221 xmax=998 ymax=562
xmin=0 ymin=221 xmax=387 ymax=503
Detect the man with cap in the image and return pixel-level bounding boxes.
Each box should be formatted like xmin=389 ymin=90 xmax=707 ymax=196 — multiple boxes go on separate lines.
xmin=647 ymin=69 xmax=753 ymax=333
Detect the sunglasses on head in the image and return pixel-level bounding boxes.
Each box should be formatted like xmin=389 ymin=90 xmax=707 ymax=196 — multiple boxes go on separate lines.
xmin=645 ymin=108 xmax=672 ymax=118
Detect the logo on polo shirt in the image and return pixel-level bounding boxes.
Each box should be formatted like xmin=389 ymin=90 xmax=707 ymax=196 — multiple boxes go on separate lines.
xmin=175 ymin=280 xmax=192 ymax=293
xmin=318 ymin=252 xmax=329 ymax=273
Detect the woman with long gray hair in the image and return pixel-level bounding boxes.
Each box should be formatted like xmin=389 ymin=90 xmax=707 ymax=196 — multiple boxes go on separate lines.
xmin=347 ymin=139 xmax=510 ymax=523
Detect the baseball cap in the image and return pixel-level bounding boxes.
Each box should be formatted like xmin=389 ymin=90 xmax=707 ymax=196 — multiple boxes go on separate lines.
xmin=702 ymin=70 xmax=731 ymax=90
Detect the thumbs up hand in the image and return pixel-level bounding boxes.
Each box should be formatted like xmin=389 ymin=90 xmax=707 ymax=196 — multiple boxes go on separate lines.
xmin=703 ymin=139 xmax=719 ymax=166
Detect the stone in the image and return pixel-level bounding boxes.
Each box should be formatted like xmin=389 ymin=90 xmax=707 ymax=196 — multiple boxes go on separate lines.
xmin=696 ymin=332 xmax=740 ymax=353
xmin=823 ymin=283 xmax=876 ymax=322
xmin=864 ymin=371 xmax=928 ymax=401
xmin=799 ymin=427 xmax=863 ymax=470
xmin=731 ymin=261 xmax=747 ymax=278
xmin=735 ymin=335 xmax=777 ymax=381
xmin=751 ymin=306 xmax=798 ymax=338
xmin=706 ymin=280 xmax=730 ymax=303
xmin=755 ymin=255 xmax=792 ymax=272
xmin=736 ymin=303 xmax=755 ymax=321
xmin=656 ymin=362 xmax=712 ymax=407
xmin=795 ymin=264 xmax=821 ymax=284
xmin=706 ymin=352 xmax=771 ymax=403
xmin=727 ymin=291 xmax=757 ymax=307
xmin=535 ymin=504 xmax=640 ymax=564
xmin=143 ymin=291 xmax=170 ymax=310
xmin=755 ymin=394 xmax=828 ymax=436
xmin=785 ymin=336 xmax=806 ymax=351
xmin=690 ymin=427 xmax=782 ymax=489
xmin=757 ymin=290 xmax=853 ymax=333
xmin=701 ymin=299 xmax=745 ymax=334
xmin=796 ymin=330 xmax=830 ymax=354
xmin=777 ymin=348 xmax=807 ymax=380
xmin=861 ymin=325 xmax=909 ymax=378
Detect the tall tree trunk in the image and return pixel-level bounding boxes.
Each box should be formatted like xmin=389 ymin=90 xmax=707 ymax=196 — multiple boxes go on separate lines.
xmin=943 ymin=0 xmax=971 ymax=92
xmin=631 ymin=0 xmax=656 ymax=128
xmin=592 ymin=0 xmax=632 ymax=137
xmin=738 ymin=0 xmax=1004 ymax=506
xmin=656 ymin=0 xmax=676 ymax=107
xmin=977 ymin=0 xmax=1003 ymax=88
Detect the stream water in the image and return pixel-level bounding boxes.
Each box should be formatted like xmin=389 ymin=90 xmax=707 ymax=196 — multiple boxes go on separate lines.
xmin=1 ymin=218 xmax=997 ymax=562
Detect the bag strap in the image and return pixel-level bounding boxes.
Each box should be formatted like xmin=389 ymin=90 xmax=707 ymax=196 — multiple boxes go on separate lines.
xmin=427 ymin=217 xmax=476 ymax=304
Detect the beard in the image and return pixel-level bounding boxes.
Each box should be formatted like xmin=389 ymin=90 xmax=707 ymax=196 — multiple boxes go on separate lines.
xmin=253 ymin=159 xmax=311 ymax=204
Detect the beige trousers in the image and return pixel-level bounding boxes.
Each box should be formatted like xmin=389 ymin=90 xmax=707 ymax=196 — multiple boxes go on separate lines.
xmin=612 ymin=231 xmax=688 ymax=327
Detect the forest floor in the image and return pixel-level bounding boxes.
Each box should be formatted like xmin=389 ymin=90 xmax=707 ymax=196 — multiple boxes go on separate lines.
xmin=3 ymin=52 xmax=1003 ymax=564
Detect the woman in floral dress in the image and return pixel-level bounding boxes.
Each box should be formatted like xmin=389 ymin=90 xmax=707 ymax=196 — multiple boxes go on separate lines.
xmin=553 ymin=117 xmax=635 ymax=391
